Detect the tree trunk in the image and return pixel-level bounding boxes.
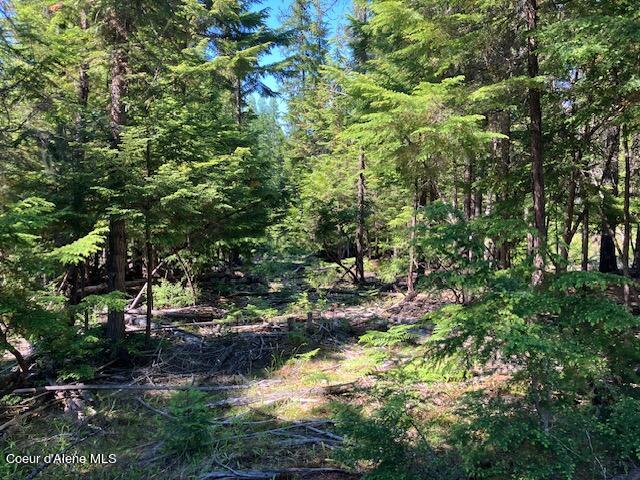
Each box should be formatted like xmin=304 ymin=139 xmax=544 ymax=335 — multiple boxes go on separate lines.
xmin=355 ymin=148 xmax=366 ymax=284
xmin=106 ymin=218 xmax=126 ymax=343
xmin=145 ymin=138 xmax=153 ymax=343
xmin=109 ymin=47 xmax=127 ymax=145
xmin=145 ymin=223 xmax=153 ymax=342
xmin=599 ymin=228 xmax=618 ymax=273
xmin=582 ymin=202 xmax=589 ymax=271
xmin=526 ymin=0 xmax=546 ymax=287
xmin=598 ymin=127 xmax=620 ymax=273
xmin=633 ymin=224 xmax=640 ymax=273
xmin=105 ymin=5 xmax=130 ymax=348
xmin=407 ymin=183 xmax=418 ymax=298
xmin=622 ymin=129 xmax=631 ymax=275
xmin=66 ymin=7 xmax=90 ymax=317
xmin=498 ymin=110 xmax=511 ymax=269
xmin=81 ymin=261 xmax=89 ymax=332
xmin=622 ymin=128 xmax=631 ymax=305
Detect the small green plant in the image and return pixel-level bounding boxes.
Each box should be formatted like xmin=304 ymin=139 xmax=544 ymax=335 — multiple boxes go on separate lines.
xmin=359 ymin=325 xmax=418 ymax=347
xmin=57 ymin=364 xmax=96 ymax=382
xmin=450 ymin=395 xmax=577 ymax=480
xmin=286 ymin=347 xmax=321 ymax=366
xmin=223 ymin=300 xmax=278 ymax=323
xmin=333 ymin=394 xmax=459 ymax=480
xmin=305 ymin=264 xmax=342 ymax=289
xmin=154 ymin=279 xmax=197 ymax=308
xmin=163 ymin=390 xmax=211 ymax=456
xmin=375 ymin=258 xmax=406 ymax=284
xmin=286 ymin=330 xmax=309 ymax=346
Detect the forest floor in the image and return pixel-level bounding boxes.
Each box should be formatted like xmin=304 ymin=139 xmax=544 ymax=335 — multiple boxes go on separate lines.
xmin=0 ymin=258 xmax=503 ymax=480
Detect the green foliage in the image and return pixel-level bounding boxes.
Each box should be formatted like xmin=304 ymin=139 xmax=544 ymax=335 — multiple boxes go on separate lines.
xmin=416 ymin=202 xmax=492 ymax=302
xmin=373 ymin=258 xmax=406 ymax=284
xmin=451 ymin=395 xmax=577 ymax=480
xmin=304 ymin=264 xmax=343 ymax=289
xmin=359 ymin=325 xmax=418 ymax=347
xmin=333 ymin=395 xmax=459 ymax=480
xmin=153 ymin=279 xmax=197 ymax=308
xmin=286 ymin=347 xmax=321 ymax=366
xmin=47 ymin=222 xmax=109 ymax=265
xmin=79 ymin=292 xmax=129 ymax=312
xmin=391 ymin=355 xmax=467 ymax=383
xmin=224 ymin=299 xmax=278 ymax=323
xmin=57 ymin=364 xmax=96 ymax=382
xmin=163 ymin=390 xmax=211 ymax=456
xmin=35 ymin=327 xmax=106 ymax=380
xmin=286 ymin=291 xmax=313 ymax=314
xmin=600 ymin=397 xmax=640 ymax=464
xmin=451 ymin=392 xmax=640 ymax=480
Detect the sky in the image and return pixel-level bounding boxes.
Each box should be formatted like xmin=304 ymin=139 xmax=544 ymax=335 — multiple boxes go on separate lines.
xmin=255 ymin=0 xmax=352 ymax=98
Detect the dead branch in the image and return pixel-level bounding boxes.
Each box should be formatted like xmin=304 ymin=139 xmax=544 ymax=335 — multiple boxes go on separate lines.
xmin=12 ymin=380 xmax=280 ymax=395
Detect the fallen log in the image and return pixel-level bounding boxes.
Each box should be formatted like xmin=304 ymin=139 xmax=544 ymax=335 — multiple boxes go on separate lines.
xmin=83 ymin=279 xmax=146 ymax=295
xmin=128 ymin=260 xmax=166 ymax=309
xmin=127 ymin=318 xmax=294 ymax=334
xmin=12 ymin=380 xmax=279 ymax=395
xmin=126 ymin=306 xmax=227 ymax=319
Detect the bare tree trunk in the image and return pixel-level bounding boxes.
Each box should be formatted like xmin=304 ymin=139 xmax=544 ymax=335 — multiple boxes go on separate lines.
xmin=106 ymin=6 xmax=129 ymax=347
xmin=526 ymin=0 xmax=546 ymax=287
xmin=355 ymin=148 xmax=366 ymax=284
xmin=109 ymin=47 xmax=128 ymax=144
xmin=81 ymin=262 xmax=89 ymax=331
xmin=407 ymin=183 xmax=418 ymax=298
xmin=145 ymin=138 xmax=153 ymax=343
xmin=622 ymin=128 xmax=631 ymax=305
xmin=633 ymin=224 xmax=640 ymax=273
xmin=0 ymin=327 xmax=29 ymax=376
xmin=66 ymin=7 xmax=91 ymax=317
xmin=582 ymin=202 xmax=589 ymax=271
xmin=599 ymin=127 xmax=620 ymax=273
xmin=498 ymin=111 xmax=511 ymax=269
xmin=106 ymin=218 xmax=126 ymax=343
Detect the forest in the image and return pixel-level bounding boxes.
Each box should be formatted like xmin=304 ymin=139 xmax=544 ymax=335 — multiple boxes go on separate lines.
xmin=0 ymin=0 xmax=639 ymax=479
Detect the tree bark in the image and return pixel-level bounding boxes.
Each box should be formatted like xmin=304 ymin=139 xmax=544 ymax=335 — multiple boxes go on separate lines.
xmin=355 ymin=147 xmax=366 ymax=283
xmin=144 ymin=135 xmax=154 ymax=342
xmin=633 ymin=224 xmax=640 ymax=273
xmin=406 ymin=183 xmax=418 ymax=298
xmin=105 ymin=4 xmax=130 ymax=347
xmin=582 ymin=202 xmax=589 ymax=271
xmin=106 ymin=218 xmax=126 ymax=343
xmin=66 ymin=7 xmax=91 ymax=317
xmin=622 ymin=128 xmax=631 ymax=305
xmin=598 ymin=127 xmax=620 ymax=273
xmin=622 ymin=129 xmax=631 ymax=275
xmin=526 ymin=0 xmax=546 ymax=287
xmin=498 ymin=110 xmax=511 ymax=269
